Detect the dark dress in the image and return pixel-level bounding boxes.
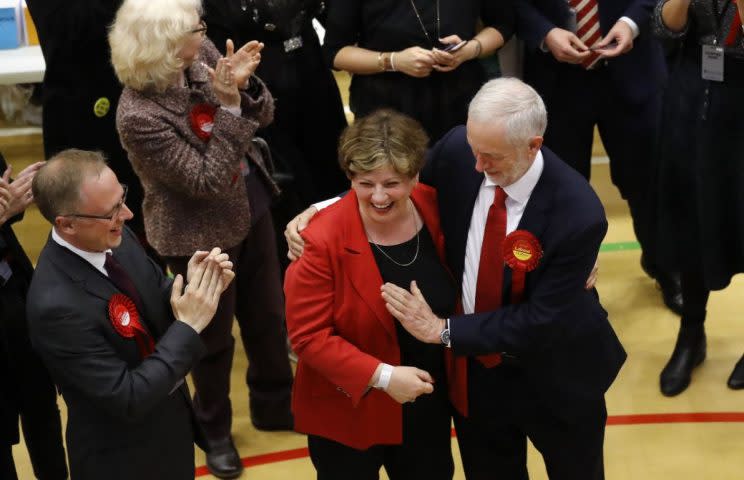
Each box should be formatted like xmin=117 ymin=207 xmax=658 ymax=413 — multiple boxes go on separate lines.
xmin=203 ymin=0 xmax=349 ymax=264
xmin=25 ymin=1 xmax=152 ymax=255
xmin=308 ymin=225 xmax=457 ymax=480
xmin=323 ymin=0 xmax=514 ymax=142
xmin=653 ymin=0 xmax=744 ymax=291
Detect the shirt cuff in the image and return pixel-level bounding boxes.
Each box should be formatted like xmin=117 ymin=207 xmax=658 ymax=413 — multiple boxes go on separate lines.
xmin=220 ymin=105 xmax=242 ymax=117
xmin=312 ymin=197 xmax=341 ymax=211
xmin=619 ymin=16 xmax=640 ymax=39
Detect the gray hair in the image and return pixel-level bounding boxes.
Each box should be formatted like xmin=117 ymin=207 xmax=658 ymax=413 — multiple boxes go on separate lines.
xmin=110 ymin=0 xmax=203 ymax=92
xmin=468 ymin=77 xmax=548 ymax=146
xmin=32 ymin=149 xmax=108 ymax=223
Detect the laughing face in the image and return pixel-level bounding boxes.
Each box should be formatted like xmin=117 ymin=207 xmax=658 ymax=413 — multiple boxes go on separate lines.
xmin=351 ymin=164 xmax=418 ymax=229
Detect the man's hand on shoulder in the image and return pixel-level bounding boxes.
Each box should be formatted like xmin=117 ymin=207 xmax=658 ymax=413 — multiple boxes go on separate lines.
xmin=284 ymin=206 xmax=318 ymax=261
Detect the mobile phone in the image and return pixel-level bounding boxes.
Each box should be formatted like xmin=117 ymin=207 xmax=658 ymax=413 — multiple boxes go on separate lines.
xmin=590 ymin=41 xmax=619 ymax=51
xmin=442 ymin=40 xmax=467 ymax=52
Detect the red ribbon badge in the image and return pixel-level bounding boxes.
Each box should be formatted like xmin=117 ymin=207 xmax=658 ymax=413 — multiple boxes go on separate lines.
xmin=503 ymin=230 xmax=542 ymax=304
xmin=108 ymin=293 xmax=154 ymax=359
xmin=189 ymin=103 xmax=217 ymax=142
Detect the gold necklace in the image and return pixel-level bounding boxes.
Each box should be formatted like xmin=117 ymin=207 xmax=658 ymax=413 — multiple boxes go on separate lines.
xmin=409 ymin=0 xmax=440 ymax=48
xmin=367 ymin=201 xmax=420 ymax=267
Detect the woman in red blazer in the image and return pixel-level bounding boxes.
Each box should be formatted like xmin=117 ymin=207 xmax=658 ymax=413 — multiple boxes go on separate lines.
xmin=284 ymin=110 xmax=458 ymax=479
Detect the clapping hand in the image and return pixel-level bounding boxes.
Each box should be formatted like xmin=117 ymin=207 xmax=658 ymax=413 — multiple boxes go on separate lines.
xmin=225 ymin=39 xmax=263 ymax=88
xmin=171 ymin=250 xmax=230 ymax=333
xmin=187 ymin=247 xmax=235 ymax=293
xmin=0 ymin=169 xmax=11 ymax=225
xmin=0 ymin=161 xmax=44 ymax=223
xmin=206 ymin=57 xmax=241 ymax=108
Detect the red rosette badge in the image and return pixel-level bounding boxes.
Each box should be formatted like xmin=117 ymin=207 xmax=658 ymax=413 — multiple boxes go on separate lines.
xmin=503 ymin=230 xmax=542 ymax=272
xmin=189 ymin=103 xmax=217 ymax=142
xmin=108 ymin=294 xmax=154 ymax=358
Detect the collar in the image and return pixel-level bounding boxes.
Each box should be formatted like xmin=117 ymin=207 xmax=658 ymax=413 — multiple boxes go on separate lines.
xmin=139 ymin=57 xmax=212 ymax=115
xmin=51 ymin=228 xmax=111 ymax=274
xmin=485 ymin=150 xmax=544 ymax=204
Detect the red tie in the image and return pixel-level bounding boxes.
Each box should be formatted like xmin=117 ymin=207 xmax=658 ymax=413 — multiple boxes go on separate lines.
xmin=474 ymin=187 xmax=507 ymax=368
xmin=568 ymin=0 xmax=603 ymax=69
xmin=726 ymin=3 xmax=742 ymax=46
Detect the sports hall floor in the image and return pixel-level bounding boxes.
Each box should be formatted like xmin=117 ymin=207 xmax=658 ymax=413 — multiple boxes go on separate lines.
xmin=3 ymin=75 xmax=744 ymax=479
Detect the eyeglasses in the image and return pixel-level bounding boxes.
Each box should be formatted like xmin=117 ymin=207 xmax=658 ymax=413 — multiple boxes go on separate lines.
xmin=190 ymin=20 xmax=208 ymax=37
xmin=62 ymin=184 xmax=128 ymax=222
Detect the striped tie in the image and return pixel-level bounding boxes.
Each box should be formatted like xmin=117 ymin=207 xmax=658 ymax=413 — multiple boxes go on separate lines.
xmin=569 ymin=0 xmax=603 ymax=69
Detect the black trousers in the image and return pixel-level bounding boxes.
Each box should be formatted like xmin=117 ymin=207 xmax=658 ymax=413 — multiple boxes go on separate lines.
xmin=0 ymin=273 xmax=67 ymax=480
xmin=454 ymin=361 xmax=606 ymax=480
xmin=166 ymin=211 xmax=293 ymax=441
xmin=538 ymin=64 xmax=664 ymax=274
xmin=307 ymin=386 xmax=453 ymax=480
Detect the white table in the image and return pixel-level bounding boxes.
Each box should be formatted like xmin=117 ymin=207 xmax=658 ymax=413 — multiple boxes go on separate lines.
xmin=0 ymin=45 xmax=45 ymax=85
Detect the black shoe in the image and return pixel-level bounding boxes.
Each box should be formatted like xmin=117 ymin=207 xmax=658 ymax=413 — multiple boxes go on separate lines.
xmin=251 ymin=410 xmax=294 ymax=432
xmin=660 ymin=327 xmax=706 ymax=396
xmin=206 ymin=437 xmax=243 ymax=479
xmin=640 ymin=255 xmax=684 ymax=316
xmin=727 ymin=354 xmax=744 ymax=390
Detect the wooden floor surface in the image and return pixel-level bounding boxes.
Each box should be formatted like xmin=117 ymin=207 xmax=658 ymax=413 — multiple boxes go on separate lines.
xmin=4 ymin=125 xmax=744 ymax=480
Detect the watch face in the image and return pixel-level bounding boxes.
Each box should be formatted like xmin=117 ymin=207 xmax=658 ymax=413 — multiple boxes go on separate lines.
xmin=440 ymin=328 xmax=450 ymax=345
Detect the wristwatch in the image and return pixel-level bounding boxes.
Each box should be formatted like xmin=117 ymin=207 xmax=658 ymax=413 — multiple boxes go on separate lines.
xmin=440 ymin=326 xmax=451 ymax=347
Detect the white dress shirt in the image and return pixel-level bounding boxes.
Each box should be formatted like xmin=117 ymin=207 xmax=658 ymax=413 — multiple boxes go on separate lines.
xmin=51 ymin=228 xmax=111 ymax=276
xmin=460 ymin=151 xmax=544 ymax=315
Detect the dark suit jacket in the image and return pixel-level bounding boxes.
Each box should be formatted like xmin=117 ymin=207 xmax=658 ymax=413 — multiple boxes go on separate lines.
xmin=0 ymin=153 xmax=34 ymax=446
xmin=284 ymin=184 xmax=466 ymax=449
xmin=421 ymin=126 xmax=626 ymax=422
xmin=514 ymin=0 xmax=667 ymax=106
xmin=27 ymin=227 xmax=205 ymax=480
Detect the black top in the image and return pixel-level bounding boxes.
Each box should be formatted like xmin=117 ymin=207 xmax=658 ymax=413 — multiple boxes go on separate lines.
xmin=322 ymin=0 xmax=515 ymax=142
xmin=323 ymin=0 xmax=513 ymax=61
xmin=370 ymin=224 xmax=456 ymax=380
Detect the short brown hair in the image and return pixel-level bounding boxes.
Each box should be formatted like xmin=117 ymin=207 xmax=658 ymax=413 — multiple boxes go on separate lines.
xmin=32 ymin=149 xmax=108 ymax=223
xmin=338 ymin=109 xmax=429 ymax=179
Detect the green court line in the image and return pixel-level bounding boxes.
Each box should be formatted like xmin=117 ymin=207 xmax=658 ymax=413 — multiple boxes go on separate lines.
xmin=599 ymin=241 xmax=641 ymax=253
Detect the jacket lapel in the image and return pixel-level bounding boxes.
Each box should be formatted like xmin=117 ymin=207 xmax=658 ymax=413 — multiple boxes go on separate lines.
xmin=340 ymin=192 xmax=398 ymax=339
xmin=506 ymin=150 xmax=555 ymax=293
xmin=46 ymin=237 xmax=158 ymax=338
xmin=449 ymin=169 xmax=485 ymax=282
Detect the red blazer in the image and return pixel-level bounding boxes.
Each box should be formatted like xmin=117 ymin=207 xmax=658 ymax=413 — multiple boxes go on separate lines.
xmin=284 ymin=183 xmax=464 ymax=449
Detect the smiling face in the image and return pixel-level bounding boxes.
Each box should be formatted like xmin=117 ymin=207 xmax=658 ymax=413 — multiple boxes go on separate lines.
xmin=351 ymin=164 xmax=418 ymax=229
xmin=466 ymin=119 xmax=543 ymax=187
xmin=56 ymin=167 xmax=134 ymax=252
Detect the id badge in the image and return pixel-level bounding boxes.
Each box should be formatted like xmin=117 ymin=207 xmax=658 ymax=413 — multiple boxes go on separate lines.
xmin=702 ymin=44 xmax=724 ymax=82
